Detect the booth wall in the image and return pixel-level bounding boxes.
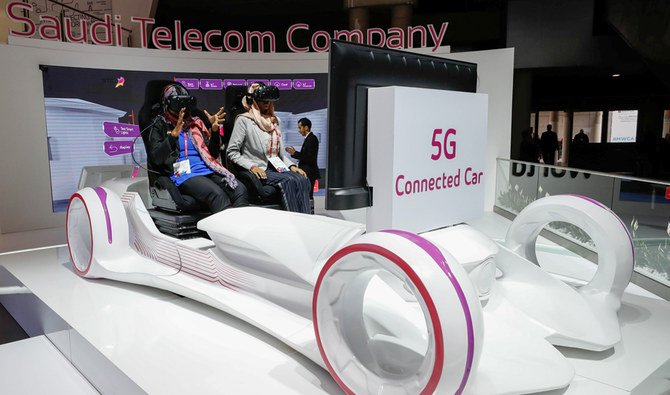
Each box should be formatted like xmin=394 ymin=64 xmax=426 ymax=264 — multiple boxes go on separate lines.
xmin=447 ymin=48 xmax=515 ymax=212
xmin=0 ymin=37 xmax=329 ymax=234
xmin=0 ymin=37 xmax=511 ymax=234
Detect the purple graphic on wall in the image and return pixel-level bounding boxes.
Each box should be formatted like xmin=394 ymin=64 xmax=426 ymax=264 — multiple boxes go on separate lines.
xmin=224 ymin=79 xmax=246 ymax=87
xmin=41 ymin=65 xmax=329 ymax=213
xmin=103 ymin=122 xmax=140 ymax=138
xmin=175 ymin=78 xmax=199 ymax=90
xmin=271 ymin=79 xmax=292 ymax=90
xmin=200 ymin=79 xmax=223 ymax=90
xmin=293 ymin=79 xmax=315 ymax=90
xmin=103 ymin=141 xmax=134 ymax=156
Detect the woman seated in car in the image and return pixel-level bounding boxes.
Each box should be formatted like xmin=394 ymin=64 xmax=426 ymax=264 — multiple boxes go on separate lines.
xmin=226 ymin=83 xmax=311 ymax=214
xmin=146 ymin=83 xmax=249 ymax=213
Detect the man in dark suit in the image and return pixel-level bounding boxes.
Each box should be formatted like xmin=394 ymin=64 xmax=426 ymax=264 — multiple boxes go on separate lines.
xmin=540 ymin=124 xmax=559 ymax=165
xmin=285 ymin=118 xmax=320 ymax=197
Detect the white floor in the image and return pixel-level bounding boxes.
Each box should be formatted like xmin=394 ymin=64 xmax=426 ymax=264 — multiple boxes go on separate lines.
xmin=0 ymin=335 xmax=98 ymax=394
xmin=0 ymin=212 xmax=669 ymax=394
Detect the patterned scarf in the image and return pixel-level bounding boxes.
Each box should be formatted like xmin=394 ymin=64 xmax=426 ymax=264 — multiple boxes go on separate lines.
xmin=240 ymin=85 xmax=282 ymax=156
xmin=240 ymin=84 xmax=277 ymax=133
xmin=240 ymin=103 xmax=276 ymax=133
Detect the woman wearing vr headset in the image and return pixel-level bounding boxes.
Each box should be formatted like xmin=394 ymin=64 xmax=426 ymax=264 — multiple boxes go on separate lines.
xmin=227 ymin=83 xmax=311 ymax=214
xmin=146 ymin=83 xmax=249 ymax=212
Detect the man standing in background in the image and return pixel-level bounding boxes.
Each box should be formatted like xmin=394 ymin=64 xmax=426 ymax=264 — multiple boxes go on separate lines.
xmin=573 ymin=129 xmax=589 ymax=144
xmin=286 ymin=118 xmax=320 ymax=197
xmin=540 ymin=124 xmax=559 ymax=165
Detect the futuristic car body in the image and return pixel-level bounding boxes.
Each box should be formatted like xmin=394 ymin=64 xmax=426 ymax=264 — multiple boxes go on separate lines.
xmin=66 ymin=179 xmax=634 ymax=394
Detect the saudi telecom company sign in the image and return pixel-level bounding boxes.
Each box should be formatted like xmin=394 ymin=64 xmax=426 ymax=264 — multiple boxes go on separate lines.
xmin=6 ymin=1 xmax=449 ymax=53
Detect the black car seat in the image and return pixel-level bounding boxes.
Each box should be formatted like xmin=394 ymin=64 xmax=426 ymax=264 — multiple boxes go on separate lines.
xmin=223 ymin=85 xmax=282 ymax=206
xmin=138 ymin=80 xmax=209 ymax=238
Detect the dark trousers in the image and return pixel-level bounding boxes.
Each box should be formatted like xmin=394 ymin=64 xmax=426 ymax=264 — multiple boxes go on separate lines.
xmin=236 ymin=168 xmax=310 ymax=213
xmin=179 ymin=174 xmax=249 ymax=213
xmin=307 ymin=176 xmax=317 ymax=198
xmin=264 ymin=170 xmax=311 ymax=213
xmin=542 ymin=151 xmax=556 ymax=165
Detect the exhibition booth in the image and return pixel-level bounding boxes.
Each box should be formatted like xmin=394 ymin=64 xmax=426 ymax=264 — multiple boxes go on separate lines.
xmin=0 ymin=31 xmax=669 ymax=395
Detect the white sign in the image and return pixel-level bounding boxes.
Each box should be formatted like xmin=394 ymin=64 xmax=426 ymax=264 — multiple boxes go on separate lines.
xmin=609 ymin=110 xmax=638 ymax=143
xmin=367 ymin=86 xmax=488 ymax=233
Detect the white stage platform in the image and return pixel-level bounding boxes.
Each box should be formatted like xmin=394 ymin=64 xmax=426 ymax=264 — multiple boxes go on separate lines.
xmin=0 ymin=212 xmax=669 ymax=394
xmin=0 ymin=335 xmax=97 ymax=394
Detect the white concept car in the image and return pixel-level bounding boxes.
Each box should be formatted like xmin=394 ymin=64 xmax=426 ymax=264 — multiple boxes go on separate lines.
xmin=66 ymin=180 xmax=634 ymax=394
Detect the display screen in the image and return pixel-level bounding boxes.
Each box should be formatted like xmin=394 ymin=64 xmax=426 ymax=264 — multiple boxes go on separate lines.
xmin=325 ymin=40 xmax=477 ymax=210
xmin=41 ymin=66 xmax=327 ymax=212
xmin=607 ymin=110 xmax=638 ymax=143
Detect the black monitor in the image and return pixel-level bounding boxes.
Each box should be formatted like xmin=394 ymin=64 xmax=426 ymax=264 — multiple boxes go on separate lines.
xmin=325 ymin=40 xmax=478 ymax=210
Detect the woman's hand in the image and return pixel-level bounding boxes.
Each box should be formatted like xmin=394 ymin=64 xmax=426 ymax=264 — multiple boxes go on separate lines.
xmin=170 ymin=108 xmax=186 ymax=138
xmin=205 ymin=107 xmax=226 ymax=131
xmin=291 ymin=165 xmax=307 ymax=177
xmin=250 ymin=165 xmax=267 ymax=180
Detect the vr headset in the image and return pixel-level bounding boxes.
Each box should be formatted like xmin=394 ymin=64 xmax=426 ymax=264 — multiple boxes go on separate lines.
xmin=250 ymin=83 xmax=280 ymax=103
xmin=163 ymin=84 xmax=197 ymax=115
xmin=165 ymin=94 xmax=196 ymax=115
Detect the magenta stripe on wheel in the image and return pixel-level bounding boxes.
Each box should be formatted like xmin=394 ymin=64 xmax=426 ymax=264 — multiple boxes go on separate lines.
xmin=383 ymin=229 xmax=475 ymax=395
xmin=94 ymin=187 xmax=113 ymax=244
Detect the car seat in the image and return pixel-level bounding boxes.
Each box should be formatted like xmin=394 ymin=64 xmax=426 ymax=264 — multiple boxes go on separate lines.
xmin=138 ymin=80 xmax=213 ymax=213
xmin=138 ymin=80 xmax=210 ymax=238
xmin=223 ymin=85 xmax=283 ymax=206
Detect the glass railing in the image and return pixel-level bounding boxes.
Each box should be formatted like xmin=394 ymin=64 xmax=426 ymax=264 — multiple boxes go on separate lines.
xmin=495 ymin=158 xmax=670 ymax=291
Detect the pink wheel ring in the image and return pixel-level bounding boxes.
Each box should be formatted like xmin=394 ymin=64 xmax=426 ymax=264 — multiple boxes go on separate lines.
xmin=313 ymin=231 xmax=483 ymax=395
xmin=66 ymin=193 xmax=94 ymax=276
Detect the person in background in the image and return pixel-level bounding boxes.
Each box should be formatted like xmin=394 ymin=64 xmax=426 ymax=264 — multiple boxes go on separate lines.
xmin=227 ymin=83 xmax=311 ymax=213
xmin=573 ymin=129 xmax=589 ymax=144
xmin=146 ymin=83 xmax=248 ymax=212
xmin=286 ymin=117 xmax=320 ymax=197
xmin=540 ymin=124 xmax=559 ymax=165
xmin=519 ymin=128 xmax=539 ymax=163
xmin=570 ymin=129 xmax=590 ymax=169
